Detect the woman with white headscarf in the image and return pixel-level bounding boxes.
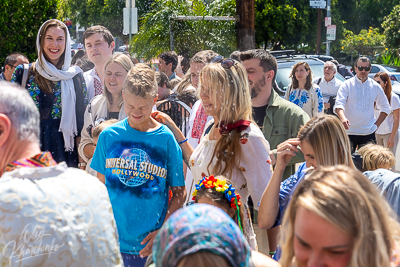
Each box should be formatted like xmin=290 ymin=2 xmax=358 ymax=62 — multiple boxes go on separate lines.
xmin=11 ymin=19 xmax=88 ymax=167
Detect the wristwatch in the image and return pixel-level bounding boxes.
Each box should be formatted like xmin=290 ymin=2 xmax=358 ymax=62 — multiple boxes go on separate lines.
xmin=78 ymin=162 xmax=87 ymax=168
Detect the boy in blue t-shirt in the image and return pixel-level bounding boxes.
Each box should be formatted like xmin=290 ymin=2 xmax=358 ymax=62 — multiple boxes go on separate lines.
xmin=91 ymin=63 xmax=186 ymax=265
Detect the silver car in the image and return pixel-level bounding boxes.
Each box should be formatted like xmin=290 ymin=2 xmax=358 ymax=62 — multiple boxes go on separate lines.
xmin=368 ymin=64 xmax=400 ymax=82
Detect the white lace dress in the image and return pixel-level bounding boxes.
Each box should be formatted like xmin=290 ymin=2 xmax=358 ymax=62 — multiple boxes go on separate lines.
xmin=189 ymin=120 xmax=273 ymax=250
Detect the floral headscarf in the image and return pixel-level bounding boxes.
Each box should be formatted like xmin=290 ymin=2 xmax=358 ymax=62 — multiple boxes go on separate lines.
xmin=153 ymin=204 xmax=250 ymax=267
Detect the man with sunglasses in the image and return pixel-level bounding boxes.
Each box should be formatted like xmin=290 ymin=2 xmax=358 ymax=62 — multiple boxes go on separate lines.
xmin=0 ymin=52 xmax=29 ymax=82
xmin=334 ymin=57 xmax=390 ymax=153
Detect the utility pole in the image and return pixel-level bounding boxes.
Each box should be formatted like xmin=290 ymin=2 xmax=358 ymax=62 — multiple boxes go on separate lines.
xmin=326 ymin=0 xmax=331 ymax=56
xmin=236 ymin=0 xmax=255 ymax=51
xmin=316 ymin=8 xmax=322 ymax=54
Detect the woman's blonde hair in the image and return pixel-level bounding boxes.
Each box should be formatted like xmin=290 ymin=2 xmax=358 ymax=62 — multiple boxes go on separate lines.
xmin=175 ymin=70 xmax=192 ymax=95
xmin=280 ymin=165 xmax=400 ymax=267
xmin=358 ymin=143 xmax=395 ymax=171
xmin=297 ymin=114 xmax=355 ymax=168
xmin=198 ymin=61 xmax=253 ymax=175
xmin=290 ymin=61 xmax=313 ymax=90
xmin=103 ymin=54 xmax=134 ymax=109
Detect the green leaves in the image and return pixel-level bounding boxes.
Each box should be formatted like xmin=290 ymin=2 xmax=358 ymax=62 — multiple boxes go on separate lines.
xmin=131 ymin=0 xmax=236 ymax=60
xmin=341 ymin=27 xmax=385 ymax=56
xmin=382 ymin=5 xmax=400 ymax=49
xmin=0 ymin=0 xmax=58 ymax=64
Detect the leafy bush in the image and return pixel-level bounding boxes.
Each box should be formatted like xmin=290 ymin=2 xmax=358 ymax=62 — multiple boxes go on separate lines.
xmin=0 ymin=0 xmax=58 ymax=66
xmin=131 ymin=0 xmax=236 ymax=60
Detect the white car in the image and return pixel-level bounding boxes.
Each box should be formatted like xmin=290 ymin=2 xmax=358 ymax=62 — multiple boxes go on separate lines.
xmin=368 ymin=64 xmax=400 ymax=82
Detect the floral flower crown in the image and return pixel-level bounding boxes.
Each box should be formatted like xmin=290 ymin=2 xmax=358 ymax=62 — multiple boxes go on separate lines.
xmin=192 ymin=175 xmax=243 ymax=233
xmin=192 ymin=175 xmax=242 ymax=208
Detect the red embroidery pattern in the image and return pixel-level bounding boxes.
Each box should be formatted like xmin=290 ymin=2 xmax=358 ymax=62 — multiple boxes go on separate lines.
xmin=4 ymin=152 xmax=57 ymax=173
xmin=240 ymin=133 xmax=249 ymax=145
xmin=191 ymin=105 xmax=208 ymax=143
xmin=94 ymin=70 xmax=103 ymax=96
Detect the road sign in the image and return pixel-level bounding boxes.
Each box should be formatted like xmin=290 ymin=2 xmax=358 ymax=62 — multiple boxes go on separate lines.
xmin=325 ymin=17 xmax=331 ymax=26
xmin=310 ymin=1 xmax=326 ymax=8
xmin=327 ymin=25 xmax=336 ymax=40
xmin=123 ymin=7 xmax=138 ymax=35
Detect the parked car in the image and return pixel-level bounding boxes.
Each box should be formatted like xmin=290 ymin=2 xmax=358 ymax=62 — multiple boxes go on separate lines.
xmin=270 ymin=53 xmax=345 ymax=94
xmin=118 ymin=45 xmax=130 ymax=52
xmin=304 ymin=55 xmax=334 ymax=62
xmin=368 ymin=64 xmax=400 ymax=82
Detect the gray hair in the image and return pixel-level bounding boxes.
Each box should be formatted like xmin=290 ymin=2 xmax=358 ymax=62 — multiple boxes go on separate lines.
xmin=324 ymin=61 xmax=337 ymax=73
xmin=0 ymin=82 xmax=40 ymax=142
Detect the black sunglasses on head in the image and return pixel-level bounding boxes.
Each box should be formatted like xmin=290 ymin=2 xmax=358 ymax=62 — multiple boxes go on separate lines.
xmin=212 ymin=55 xmax=236 ymax=69
xmin=357 ymin=66 xmax=371 ymax=71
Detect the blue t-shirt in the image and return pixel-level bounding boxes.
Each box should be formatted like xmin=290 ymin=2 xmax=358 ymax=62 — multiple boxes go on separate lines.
xmin=91 ymin=119 xmax=184 ymax=254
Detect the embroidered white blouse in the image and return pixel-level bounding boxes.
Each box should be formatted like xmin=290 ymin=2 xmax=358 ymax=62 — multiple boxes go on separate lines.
xmin=0 ymin=164 xmax=123 ymax=267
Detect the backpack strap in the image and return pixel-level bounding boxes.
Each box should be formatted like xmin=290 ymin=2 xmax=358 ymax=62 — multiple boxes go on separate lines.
xmin=21 ymin=64 xmax=29 ymax=88
xmin=317 ymin=78 xmax=322 ymax=85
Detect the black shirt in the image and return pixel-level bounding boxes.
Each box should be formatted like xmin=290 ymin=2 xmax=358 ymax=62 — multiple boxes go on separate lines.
xmin=108 ymin=111 xmax=119 ymax=120
xmin=252 ymin=105 xmax=268 ymax=127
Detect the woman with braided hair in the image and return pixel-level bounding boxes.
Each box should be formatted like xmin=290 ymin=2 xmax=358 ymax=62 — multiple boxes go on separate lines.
xmin=152 ymin=56 xmax=273 ymax=250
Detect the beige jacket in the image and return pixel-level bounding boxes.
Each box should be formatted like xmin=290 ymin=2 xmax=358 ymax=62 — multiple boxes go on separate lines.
xmin=78 ymin=95 xmax=126 ymax=175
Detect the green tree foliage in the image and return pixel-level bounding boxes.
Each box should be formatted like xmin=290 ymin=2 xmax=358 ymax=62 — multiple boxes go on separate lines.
xmin=57 ymin=0 xmax=153 ymax=39
xmin=255 ymin=0 xmax=297 ymax=49
xmin=341 ymin=27 xmax=385 ymax=56
xmin=131 ymin=0 xmax=236 ymax=60
xmin=382 ymin=5 xmax=400 ymax=49
xmin=253 ymin=0 xmax=397 ymax=54
xmin=0 ymin=0 xmax=58 ymax=64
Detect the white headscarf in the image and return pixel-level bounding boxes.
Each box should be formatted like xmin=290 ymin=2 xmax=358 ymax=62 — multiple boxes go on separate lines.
xmin=35 ymin=19 xmax=83 ymax=151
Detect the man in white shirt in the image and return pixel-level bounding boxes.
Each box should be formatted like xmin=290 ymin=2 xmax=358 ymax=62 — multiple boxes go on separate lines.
xmin=83 ymin=25 xmax=115 ymax=101
xmin=313 ymin=61 xmax=343 ymax=114
xmin=0 ymin=82 xmax=122 ymax=266
xmin=334 ymin=57 xmax=390 ymax=152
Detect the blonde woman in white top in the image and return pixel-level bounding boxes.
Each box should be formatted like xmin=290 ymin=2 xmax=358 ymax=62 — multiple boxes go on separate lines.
xmin=78 ymin=54 xmax=134 ymax=174
xmin=153 ymin=56 xmax=273 ymax=250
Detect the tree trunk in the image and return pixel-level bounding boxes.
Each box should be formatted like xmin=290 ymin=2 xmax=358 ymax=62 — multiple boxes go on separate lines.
xmin=236 ymin=0 xmax=255 ymax=51
xmin=316 ymin=9 xmax=321 ymax=55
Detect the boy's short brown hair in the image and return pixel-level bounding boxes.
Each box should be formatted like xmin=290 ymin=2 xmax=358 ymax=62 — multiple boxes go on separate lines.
xmin=155 ymin=71 xmax=171 ymax=89
xmin=83 ymin=25 xmax=114 ymax=47
xmin=92 ymin=119 xmax=119 ymax=140
xmin=123 ymin=63 xmax=158 ymax=98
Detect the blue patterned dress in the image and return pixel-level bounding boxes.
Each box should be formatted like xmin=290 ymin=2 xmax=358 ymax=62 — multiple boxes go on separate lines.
xmin=285 ymin=84 xmax=324 ymax=118
xmin=11 ymin=64 xmax=88 ymax=167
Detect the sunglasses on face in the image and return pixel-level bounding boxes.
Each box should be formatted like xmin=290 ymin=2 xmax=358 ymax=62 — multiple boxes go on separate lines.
xmin=357 ymin=66 xmax=371 ymax=71
xmin=212 ymin=55 xmax=236 ymax=69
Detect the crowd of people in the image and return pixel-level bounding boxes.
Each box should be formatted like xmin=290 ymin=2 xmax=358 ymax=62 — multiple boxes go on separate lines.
xmin=1 ymin=18 xmax=400 ymax=267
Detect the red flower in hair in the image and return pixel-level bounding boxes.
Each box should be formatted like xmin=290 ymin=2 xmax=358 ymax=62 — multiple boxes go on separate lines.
xmin=203 ymin=175 xmax=217 ymax=188
xmin=230 ymin=194 xmax=242 ymax=208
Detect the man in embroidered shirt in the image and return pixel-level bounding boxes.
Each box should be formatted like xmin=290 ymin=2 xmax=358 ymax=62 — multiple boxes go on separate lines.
xmin=313 ymin=61 xmax=343 ymax=114
xmin=0 ymin=82 xmax=123 ymax=266
xmin=334 ymin=57 xmax=391 ymax=153
xmin=83 ymin=25 xmax=115 ymax=101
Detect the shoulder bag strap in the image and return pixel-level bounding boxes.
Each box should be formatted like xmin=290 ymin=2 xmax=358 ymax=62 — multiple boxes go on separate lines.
xmin=21 ymin=64 xmax=29 ymax=88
